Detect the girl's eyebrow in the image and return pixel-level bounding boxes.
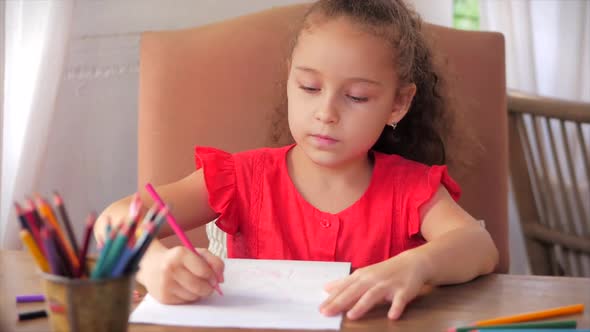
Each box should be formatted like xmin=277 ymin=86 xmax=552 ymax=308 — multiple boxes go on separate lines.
xmin=294 ymin=66 xmax=382 ymax=86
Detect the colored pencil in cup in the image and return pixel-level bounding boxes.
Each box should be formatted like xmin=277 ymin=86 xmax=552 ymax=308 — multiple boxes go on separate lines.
xmin=53 ymin=192 xmax=80 ymax=256
xmin=109 ymin=240 xmax=138 ymax=278
xmin=110 ymin=207 xmax=166 ymax=278
xmin=14 ymin=202 xmax=33 ymax=235
xmin=19 ymin=229 xmax=50 ymax=273
xmin=35 ymin=197 xmax=79 ymax=271
xmin=91 ymin=221 xmax=123 ymax=279
xmin=467 ymin=304 xmax=584 ymax=328
xmin=144 ymin=183 xmax=223 ymax=295
xmin=97 ymin=217 xmax=112 ymax=250
xmin=99 ymin=221 xmax=135 ymax=278
xmin=134 ymin=205 xmax=158 ymax=240
xmin=41 ymin=226 xmax=66 ymax=276
xmin=15 ymin=202 xmax=44 ymax=255
xmin=44 ymin=220 xmax=76 ymax=277
xmin=129 ymin=193 xmax=143 ymax=222
xmin=76 ymin=213 xmax=96 ymax=277
xmin=25 ymin=198 xmax=44 ymax=230
xmin=450 ymin=319 xmax=578 ymax=332
xmin=126 ymin=194 xmax=143 ymax=247
xmin=123 ymin=206 xmax=169 ymax=274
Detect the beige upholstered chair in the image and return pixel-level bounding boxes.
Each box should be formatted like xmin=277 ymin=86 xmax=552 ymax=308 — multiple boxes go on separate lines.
xmin=508 ymin=90 xmax=590 ymax=276
xmin=137 ymin=4 xmax=509 ymax=272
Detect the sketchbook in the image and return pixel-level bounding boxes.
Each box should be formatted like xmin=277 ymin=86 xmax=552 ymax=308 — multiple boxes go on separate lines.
xmin=129 ymin=258 xmax=351 ymax=330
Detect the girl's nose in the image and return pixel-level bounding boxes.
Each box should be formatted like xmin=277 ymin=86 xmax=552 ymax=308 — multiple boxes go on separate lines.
xmin=314 ymin=97 xmax=339 ymax=124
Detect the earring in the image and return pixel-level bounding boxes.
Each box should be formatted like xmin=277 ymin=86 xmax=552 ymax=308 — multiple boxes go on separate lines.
xmin=389 ymin=122 xmax=397 ymax=141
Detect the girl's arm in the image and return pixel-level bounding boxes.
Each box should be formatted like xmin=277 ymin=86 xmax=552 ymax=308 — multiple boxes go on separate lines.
xmin=413 ymin=186 xmax=499 ymax=285
xmin=320 ymin=186 xmax=499 ymax=321
xmin=95 ymin=169 xmax=217 ymax=243
xmin=95 ymin=170 xmax=224 ymax=304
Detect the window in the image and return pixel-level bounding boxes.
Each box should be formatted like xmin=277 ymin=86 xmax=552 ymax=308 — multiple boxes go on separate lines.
xmin=453 ymin=0 xmax=480 ymax=30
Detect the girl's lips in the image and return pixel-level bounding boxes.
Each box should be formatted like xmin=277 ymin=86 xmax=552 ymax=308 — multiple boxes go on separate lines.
xmin=310 ymin=134 xmax=339 ymax=147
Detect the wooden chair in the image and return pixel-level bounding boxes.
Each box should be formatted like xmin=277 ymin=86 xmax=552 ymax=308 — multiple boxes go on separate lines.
xmin=137 ymin=4 xmax=509 ymax=272
xmin=508 ymin=90 xmax=590 ymax=276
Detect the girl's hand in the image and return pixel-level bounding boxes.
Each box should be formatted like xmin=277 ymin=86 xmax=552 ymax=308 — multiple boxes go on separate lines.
xmin=319 ymin=251 xmax=430 ymax=320
xmin=138 ymin=242 xmax=225 ymax=304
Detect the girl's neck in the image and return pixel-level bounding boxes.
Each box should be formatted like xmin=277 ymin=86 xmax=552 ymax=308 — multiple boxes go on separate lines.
xmin=288 ymin=145 xmax=373 ymax=190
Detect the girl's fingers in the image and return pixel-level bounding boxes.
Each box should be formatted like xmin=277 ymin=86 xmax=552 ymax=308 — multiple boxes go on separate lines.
xmin=169 ymin=281 xmax=200 ymax=303
xmin=324 ymin=277 xmax=348 ymax=293
xmin=346 ymin=285 xmax=389 ymax=320
xmin=388 ymin=290 xmax=409 ymax=320
xmin=173 ymin=265 xmax=214 ymax=298
xmin=196 ymin=248 xmax=225 ymax=283
xmin=181 ymin=249 xmax=217 ymax=285
xmin=320 ymin=281 xmax=367 ymax=316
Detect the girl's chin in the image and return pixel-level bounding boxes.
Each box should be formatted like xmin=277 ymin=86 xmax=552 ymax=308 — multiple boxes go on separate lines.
xmin=296 ymin=144 xmax=367 ymax=169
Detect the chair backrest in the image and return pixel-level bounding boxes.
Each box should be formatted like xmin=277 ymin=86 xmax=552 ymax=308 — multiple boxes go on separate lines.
xmin=138 ymin=4 xmax=509 ymax=272
xmin=508 ymin=90 xmax=590 ymax=277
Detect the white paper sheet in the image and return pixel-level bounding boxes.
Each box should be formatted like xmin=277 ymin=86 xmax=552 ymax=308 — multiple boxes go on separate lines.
xmin=129 ymin=258 xmax=351 ymax=330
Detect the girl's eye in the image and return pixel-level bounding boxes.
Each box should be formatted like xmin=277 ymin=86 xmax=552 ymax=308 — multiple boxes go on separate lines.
xmin=347 ymin=95 xmax=369 ymax=103
xmin=299 ymin=85 xmax=320 ymax=93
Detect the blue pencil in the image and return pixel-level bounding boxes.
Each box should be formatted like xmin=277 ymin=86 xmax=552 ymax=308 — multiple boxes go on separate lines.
xmin=91 ymin=222 xmax=122 ymax=279
xmin=109 ymin=246 xmax=136 ymax=277
xmin=110 ymin=205 xmax=162 ymax=277
xmin=97 ymin=222 xmax=134 ymax=278
xmin=124 ymin=207 xmax=168 ymax=274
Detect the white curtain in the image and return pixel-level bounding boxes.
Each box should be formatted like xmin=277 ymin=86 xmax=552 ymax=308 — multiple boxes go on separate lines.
xmin=481 ymin=0 xmax=589 ymax=101
xmin=0 ymin=0 xmax=74 ymax=249
xmin=480 ymin=0 xmax=590 ymax=275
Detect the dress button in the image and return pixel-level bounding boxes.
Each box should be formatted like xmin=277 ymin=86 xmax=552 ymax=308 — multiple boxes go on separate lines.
xmin=320 ymin=218 xmax=331 ymax=228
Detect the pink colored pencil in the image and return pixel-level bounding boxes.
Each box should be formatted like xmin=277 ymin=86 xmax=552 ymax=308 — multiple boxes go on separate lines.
xmin=144 ymin=183 xmax=223 ymax=295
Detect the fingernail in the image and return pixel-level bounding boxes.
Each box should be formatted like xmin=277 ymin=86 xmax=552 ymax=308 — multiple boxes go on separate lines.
xmin=209 ymin=277 xmax=217 ymax=286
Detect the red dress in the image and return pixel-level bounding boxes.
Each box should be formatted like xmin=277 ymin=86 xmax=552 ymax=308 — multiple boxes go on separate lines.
xmin=195 ymin=144 xmax=460 ymax=270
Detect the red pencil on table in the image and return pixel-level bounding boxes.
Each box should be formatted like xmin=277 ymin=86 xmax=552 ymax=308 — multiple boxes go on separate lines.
xmin=144 ymin=183 xmax=223 ymax=296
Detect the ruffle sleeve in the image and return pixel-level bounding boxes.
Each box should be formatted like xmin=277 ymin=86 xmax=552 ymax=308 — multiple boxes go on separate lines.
xmin=407 ymin=165 xmax=461 ymax=237
xmin=195 ymin=146 xmax=239 ymax=235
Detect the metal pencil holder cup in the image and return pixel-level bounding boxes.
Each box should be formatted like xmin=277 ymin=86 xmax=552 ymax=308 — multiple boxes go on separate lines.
xmin=40 ymin=263 xmax=136 ymax=332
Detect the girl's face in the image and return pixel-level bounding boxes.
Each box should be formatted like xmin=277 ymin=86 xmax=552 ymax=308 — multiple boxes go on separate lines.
xmin=287 ymin=16 xmax=415 ymax=168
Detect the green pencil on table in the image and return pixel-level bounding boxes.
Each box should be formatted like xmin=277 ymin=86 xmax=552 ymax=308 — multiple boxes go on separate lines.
xmin=454 ymin=320 xmax=578 ymax=332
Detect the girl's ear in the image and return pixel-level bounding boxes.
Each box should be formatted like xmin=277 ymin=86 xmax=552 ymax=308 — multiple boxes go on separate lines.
xmin=388 ymin=83 xmax=417 ymax=124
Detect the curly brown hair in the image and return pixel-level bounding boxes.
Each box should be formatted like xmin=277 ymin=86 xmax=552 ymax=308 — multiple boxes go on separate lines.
xmin=277 ymin=0 xmax=456 ymax=167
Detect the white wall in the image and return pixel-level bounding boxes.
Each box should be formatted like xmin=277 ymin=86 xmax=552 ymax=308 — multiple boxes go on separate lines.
xmin=411 ymin=0 xmax=453 ymax=27
xmin=38 ymin=0 xmax=453 ymax=250
xmin=39 ymin=0 xmax=312 ymax=242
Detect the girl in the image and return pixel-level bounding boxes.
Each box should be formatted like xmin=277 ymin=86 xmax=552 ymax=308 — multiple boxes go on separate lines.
xmin=97 ymin=0 xmax=498 ymax=321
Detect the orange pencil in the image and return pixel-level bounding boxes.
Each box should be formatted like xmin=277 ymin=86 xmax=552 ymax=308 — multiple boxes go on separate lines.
xmin=35 ymin=198 xmax=80 ymax=271
xmin=474 ymin=304 xmax=585 ymax=327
